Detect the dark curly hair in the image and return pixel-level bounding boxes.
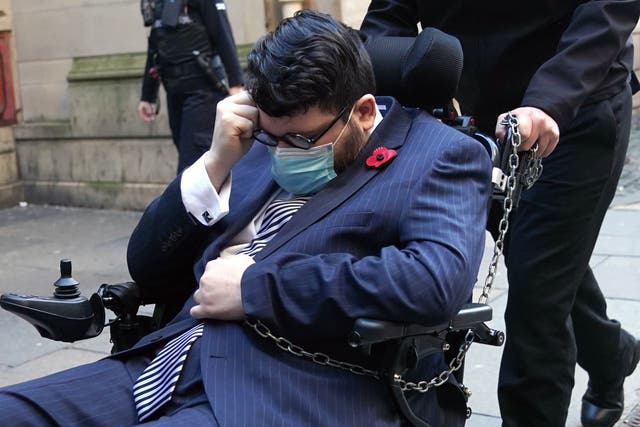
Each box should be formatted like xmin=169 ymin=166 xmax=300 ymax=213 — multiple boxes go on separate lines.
xmin=245 ymin=9 xmax=375 ymax=117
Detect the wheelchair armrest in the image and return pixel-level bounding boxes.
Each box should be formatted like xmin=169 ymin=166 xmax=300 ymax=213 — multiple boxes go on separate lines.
xmin=450 ymin=303 xmax=493 ymax=329
xmin=348 ymin=303 xmax=493 ymax=347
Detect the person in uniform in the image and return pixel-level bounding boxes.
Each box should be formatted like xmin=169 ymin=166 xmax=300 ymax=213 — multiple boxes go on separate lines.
xmin=137 ymin=0 xmax=244 ymax=173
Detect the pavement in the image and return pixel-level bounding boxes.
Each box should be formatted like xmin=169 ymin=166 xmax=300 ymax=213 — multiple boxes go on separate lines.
xmin=0 ymin=126 xmax=639 ymax=426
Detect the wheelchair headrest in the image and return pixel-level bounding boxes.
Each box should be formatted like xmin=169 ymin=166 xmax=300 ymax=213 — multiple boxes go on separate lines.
xmin=362 ymin=28 xmax=463 ymax=110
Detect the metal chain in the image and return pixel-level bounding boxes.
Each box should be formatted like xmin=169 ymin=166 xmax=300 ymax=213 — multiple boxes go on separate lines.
xmin=245 ymin=112 xmax=542 ymax=393
xmin=396 ymin=111 xmax=541 ymax=392
xmin=244 ymin=318 xmax=380 ymax=379
xmin=393 ymin=329 xmax=475 ymax=393
xmin=478 ymin=112 xmax=541 ymax=304
xmin=521 ymin=143 xmax=543 ymax=190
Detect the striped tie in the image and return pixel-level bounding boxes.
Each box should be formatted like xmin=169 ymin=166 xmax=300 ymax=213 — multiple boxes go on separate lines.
xmin=132 ymin=195 xmax=309 ymax=421
xmin=237 ymin=196 xmax=311 ymax=257
xmin=133 ymin=323 xmax=204 ymax=421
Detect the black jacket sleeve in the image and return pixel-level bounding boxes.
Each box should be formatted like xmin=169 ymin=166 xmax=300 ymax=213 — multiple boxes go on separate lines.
xmin=140 ymin=29 xmax=161 ymax=103
xmin=521 ymin=0 xmax=640 ymax=128
xmin=127 ymin=176 xmax=211 ymax=301
xmin=360 ymin=0 xmax=420 ymax=36
xmin=200 ymin=0 xmax=244 ymax=88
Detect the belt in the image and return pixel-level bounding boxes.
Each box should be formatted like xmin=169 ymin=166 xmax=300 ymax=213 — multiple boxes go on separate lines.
xmin=160 ymin=60 xmax=204 ymax=80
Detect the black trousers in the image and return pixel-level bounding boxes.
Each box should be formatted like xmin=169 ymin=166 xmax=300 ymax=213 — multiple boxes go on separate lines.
xmin=165 ymin=85 xmax=225 ymax=173
xmin=497 ymin=86 xmax=635 ymax=426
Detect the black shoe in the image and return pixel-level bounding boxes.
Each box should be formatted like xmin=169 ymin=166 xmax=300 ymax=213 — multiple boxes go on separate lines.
xmin=581 ymin=339 xmax=640 ymax=427
xmin=581 ymin=387 xmax=623 ymax=427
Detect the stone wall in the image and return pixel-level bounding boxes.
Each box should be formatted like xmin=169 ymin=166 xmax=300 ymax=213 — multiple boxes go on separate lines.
xmin=0 ymin=0 xmax=21 ymax=207
xmin=14 ymin=51 xmax=175 ymax=210
xmin=14 ymin=43 xmax=254 ymax=210
xmin=14 ymin=46 xmax=237 ymax=209
xmin=0 ymin=127 xmax=21 ymax=207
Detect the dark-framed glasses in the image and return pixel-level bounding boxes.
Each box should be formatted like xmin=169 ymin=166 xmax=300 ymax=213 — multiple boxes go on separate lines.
xmin=252 ymin=106 xmax=348 ymax=150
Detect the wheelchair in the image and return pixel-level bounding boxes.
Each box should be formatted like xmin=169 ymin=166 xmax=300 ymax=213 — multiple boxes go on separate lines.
xmin=0 ymin=28 xmax=540 ymax=427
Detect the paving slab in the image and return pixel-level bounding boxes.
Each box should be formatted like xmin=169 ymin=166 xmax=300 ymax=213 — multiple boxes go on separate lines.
xmin=0 ymin=204 xmax=140 ymax=297
xmin=0 ymin=348 xmax=109 ymax=387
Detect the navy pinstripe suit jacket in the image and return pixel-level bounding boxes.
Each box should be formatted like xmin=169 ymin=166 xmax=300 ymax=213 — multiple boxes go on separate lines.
xmin=125 ymin=97 xmax=492 ymax=426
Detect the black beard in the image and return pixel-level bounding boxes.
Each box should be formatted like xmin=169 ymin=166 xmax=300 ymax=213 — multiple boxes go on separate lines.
xmin=333 ymin=121 xmax=367 ymax=173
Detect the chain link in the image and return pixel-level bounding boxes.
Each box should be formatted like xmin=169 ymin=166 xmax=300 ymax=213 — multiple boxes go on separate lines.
xmin=393 ymin=329 xmax=475 ymax=393
xmin=522 ymin=143 xmax=544 ymax=190
xmin=478 ymin=112 xmax=541 ymax=304
xmin=478 ymin=112 xmax=521 ymax=304
xmin=244 ymin=318 xmax=380 ymax=379
xmin=245 ymin=112 xmax=541 ymax=394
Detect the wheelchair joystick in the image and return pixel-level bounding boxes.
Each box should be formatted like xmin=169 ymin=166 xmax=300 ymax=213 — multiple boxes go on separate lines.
xmin=0 ymin=259 xmax=105 ymax=342
xmin=53 ymin=259 xmax=81 ymax=298
xmin=0 ymin=259 xmax=156 ymax=353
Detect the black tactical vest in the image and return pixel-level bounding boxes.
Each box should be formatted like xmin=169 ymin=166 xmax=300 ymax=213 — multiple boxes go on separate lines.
xmin=148 ymin=0 xmax=214 ymax=67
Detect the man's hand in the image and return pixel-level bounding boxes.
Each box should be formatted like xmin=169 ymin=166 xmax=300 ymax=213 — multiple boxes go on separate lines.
xmin=137 ymin=101 xmax=156 ymax=122
xmin=204 ymin=91 xmax=259 ymax=191
xmin=190 ymin=254 xmax=255 ymax=321
xmin=495 ymin=107 xmax=559 ymax=157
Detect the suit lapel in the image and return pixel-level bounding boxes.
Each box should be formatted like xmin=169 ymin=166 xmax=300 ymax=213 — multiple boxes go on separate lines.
xmin=254 ymin=97 xmax=411 ymax=261
xmin=214 ymin=175 xmax=277 ymax=251
xmin=197 ymin=152 xmax=277 ymax=273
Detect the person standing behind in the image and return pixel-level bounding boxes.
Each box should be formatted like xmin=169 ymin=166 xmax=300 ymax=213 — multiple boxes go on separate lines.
xmin=137 ymin=0 xmax=244 ymax=173
xmin=361 ymin=2 xmax=640 ymax=427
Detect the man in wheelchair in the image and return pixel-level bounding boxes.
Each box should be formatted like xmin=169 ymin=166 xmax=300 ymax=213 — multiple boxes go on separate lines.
xmin=0 ymin=10 xmax=491 ymax=426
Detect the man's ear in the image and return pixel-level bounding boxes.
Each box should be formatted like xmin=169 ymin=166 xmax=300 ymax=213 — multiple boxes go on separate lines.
xmin=353 ymin=94 xmax=377 ymax=132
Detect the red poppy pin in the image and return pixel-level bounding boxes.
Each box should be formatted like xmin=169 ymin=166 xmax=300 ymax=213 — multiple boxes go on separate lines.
xmin=366 ymin=147 xmax=397 ymax=168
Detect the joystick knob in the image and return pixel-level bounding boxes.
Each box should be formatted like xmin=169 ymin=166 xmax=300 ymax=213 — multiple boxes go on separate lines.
xmin=53 ymin=259 xmax=80 ymax=298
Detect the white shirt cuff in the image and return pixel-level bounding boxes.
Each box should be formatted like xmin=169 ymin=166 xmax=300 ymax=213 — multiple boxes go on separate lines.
xmin=180 ymin=154 xmax=231 ymax=225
